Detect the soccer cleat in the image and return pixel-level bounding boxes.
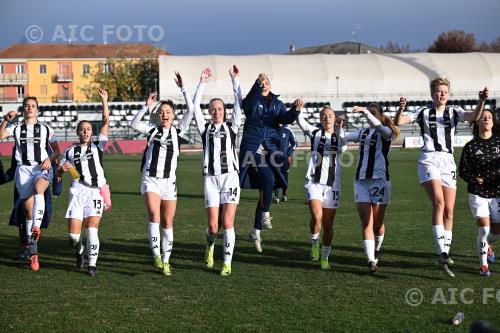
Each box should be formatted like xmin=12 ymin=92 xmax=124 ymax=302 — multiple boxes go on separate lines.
xmin=480 ymin=265 xmax=491 ymax=277
xmin=162 ymin=262 xmax=172 ymax=276
xmin=248 ymin=232 xmax=262 ymax=253
xmin=19 ymin=246 xmax=30 ymax=260
xmin=31 ymin=226 xmax=41 ymax=241
xmin=262 ymin=216 xmax=273 ymax=230
xmin=204 ymin=246 xmax=214 ymax=269
xmin=154 ymin=255 xmax=164 ymax=270
xmin=374 ymin=250 xmax=380 ymax=265
xmin=487 ymin=245 xmax=495 ymax=264
xmin=76 ymin=252 xmax=84 ymax=269
xmin=437 ymin=252 xmax=454 ymax=266
xmin=320 ymin=257 xmax=331 ymax=270
xmin=220 ymin=263 xmax=231 ymax=276
xmin=29 ymin=255 xmax=39 ymax=271
xmin=436 ymin=261 xmax=455 ymax=278
xmin=311 ymin=244 xmax=320 ymax=262
xmin=368 ymin=261 xmax=378 ymax=274
xmin=87 ymin=266 xmax=97 ymax=277
xmin=281 ymin=196 xmax=287 ymax=202
xmin=273 ymin=196 xmax=279 ymax=203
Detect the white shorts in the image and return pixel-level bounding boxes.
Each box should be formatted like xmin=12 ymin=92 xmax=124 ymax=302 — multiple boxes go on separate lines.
xmin=304 ymin=179 xmax=340 ymax=209
xmin=15 ymin=165 xmax=50 ymax=199
xmin=141 ymin=175 xmax=177 ymax=200
xmin=204 ymin=172 xmax=240 ymax=207
xmin=417 ymin=151 xmax=457 ymax=188
xmin=468 ymin=194 xmax=500 ymax=223
xmin=354 ymin=179 xmax=391 ymax=204
xmin=65 ymin=182 xmax=104 ymax=220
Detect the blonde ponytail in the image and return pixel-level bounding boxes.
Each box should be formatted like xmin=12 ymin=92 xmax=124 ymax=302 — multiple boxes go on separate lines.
xmin=382 ymin=115 xmax=400 ymax=140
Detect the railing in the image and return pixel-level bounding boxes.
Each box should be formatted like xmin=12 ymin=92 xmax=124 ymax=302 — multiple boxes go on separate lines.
xmin=0 ymin=73 xmax=29 ymax=85
xmin=56 ymin=73 xmax=73 ymax=82
xmin=54 ymin=95 xmax=74 ymax=102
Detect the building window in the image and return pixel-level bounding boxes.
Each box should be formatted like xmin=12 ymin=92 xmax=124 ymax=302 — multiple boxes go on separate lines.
xmin=17 ymin=86 xmax=25 ymax=98
xmin=40 ymin=84 xmax=48 ymax=96
xmin=0 ymin=64 xmax=4 ymax=74
xmin=102 ymin=63 xmax=112 ymax=73
xmin=83 ymin=64 xmax=90 ymax=75
xmin=39 ymin=64 xmax=47 ymax=74
xmin=16 ymin=64 xmax=25 ymax=73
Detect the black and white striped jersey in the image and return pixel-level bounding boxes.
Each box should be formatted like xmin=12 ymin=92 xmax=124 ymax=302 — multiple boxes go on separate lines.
xmin=6 ymin=121 xmax=57 ymax=166
xmin=408 ymin=106 xmax=466 ymax=154
xmin=131 ymin=105 xmax=193 ymax=179
xmin=185 ymin=79 xmax=242 ymax=176
xmin=346 ymin=127 xmax=392 ymax=180
xmin=297 ymin=114 xmax=346 ymax=187
xmin=61 ymin=134 xmax=107 ymax=188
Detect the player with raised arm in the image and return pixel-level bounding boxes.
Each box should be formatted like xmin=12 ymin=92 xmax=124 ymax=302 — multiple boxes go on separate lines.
xmin=56 ymin=88 xmax=111 ymax=277
xmin=130 ymin=83 xmax=194 ymax=276
xmin=345 ymin=104 xmax=400 ymax=273
xmin=176 ymin=66 xmax=242 ymax=276
xmin=394 ymin=79 xmax=489 ymax=277
xmin=296 ymin=104 xmax=346 ymax=270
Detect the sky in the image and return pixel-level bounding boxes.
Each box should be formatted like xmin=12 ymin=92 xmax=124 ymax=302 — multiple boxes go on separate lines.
xmin=0 ymin=0 xmax=499 ymax=55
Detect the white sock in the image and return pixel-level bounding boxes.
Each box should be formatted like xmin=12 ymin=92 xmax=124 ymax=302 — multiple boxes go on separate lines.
xmin=261 ymin=211 xmax=270 ymax=219
xmin=321 ymin=245 xmax=331 ymax=259
xmin=161 ymin=227 xmax=173 ymax=263
xmin=148 ymin=222 xmax=161 ymax=257
xmin=311 ymin=233 xmax=320 ymax=245
xmin=223 ymin=228 xmax=236 ymax=265
xmin=375 ymin=235 xmax=384 ymax=251
xmin=86 ymin=227 xmax=99 ymax=267
xmin=444 ymin=230 xmax=452 ymax=254
xmin=478 ymin=226 xmax=490 ymax=266
xmin=253 ymin=228 xmax=261 ymax=237
xmin=432 ymin=224 xmax=446 ymax=255
xmin=487 ymin=233 xmax=499 ymax=244
xmin=363 ymin=239 xmax=376 ymax=263
xmin=205 ymin=228 xmax=216 ymax=248
xmin=68 ymin=233 xmax=83 ymax=254
xmin=26 ymin=220 xmax=37 ymax=254
xmin=33 ymin=194 xmax=45 ymax=228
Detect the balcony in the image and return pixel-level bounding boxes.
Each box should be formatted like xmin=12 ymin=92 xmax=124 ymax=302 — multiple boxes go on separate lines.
xmin=56 ymin=73 xmax=73 ymax=82
xmin=0 ymin=73 xmax=29 ymax=85
xmin=54 ymin=94 xmax=73 ymax=103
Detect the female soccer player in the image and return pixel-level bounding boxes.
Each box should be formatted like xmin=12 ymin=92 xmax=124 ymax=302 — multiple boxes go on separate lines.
xmin=0 ymin=96 xmax=60 ymax=271
xmin=459 ymin=109 xmax=499 ymax=277
xmin=175 ymin=66 xmax=242 ymax=276
xmin=239 ymin=73 xmax=301 ymax=252
xmin=57 ymin=88 xmax=110 ymax=277
xmin=296 ymin=104 xmax=346 ymax=270
xmin=130 ymin=84 xmax=194 ymax=276
xmin=345 ymin=104 xmax=400 ymax=273
xmin=395 ymin=79 xmax=489 ymax=277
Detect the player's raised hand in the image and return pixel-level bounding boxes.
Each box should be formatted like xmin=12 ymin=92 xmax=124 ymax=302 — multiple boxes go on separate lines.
xmin=479 ymin=87 xmax=489 ymax=101
xmin=399 ymin=97 xmax=407 ymax=110
xmin=3 ymin=110 xmax=17 ymax=122
xmin=229 ymin=65 xmax=239 ymax=79
xmin=200 ymin=67 xmax=212 ymax=83
xmin=146 ymin=92 xmax=157 ymax=107
xmin=352 ymin=106 xmax=365 ymax=113
xmin=293 ymin=98 xmax=304 ymax=112
xmin=98 ymin=88 xmax=108 ymax=102
xmin=174 ymin=71 xmax=183 ymax=88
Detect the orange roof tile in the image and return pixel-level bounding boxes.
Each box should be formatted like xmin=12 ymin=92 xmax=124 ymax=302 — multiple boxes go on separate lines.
xmin=0 ymin=43 xmax=170 ymax=59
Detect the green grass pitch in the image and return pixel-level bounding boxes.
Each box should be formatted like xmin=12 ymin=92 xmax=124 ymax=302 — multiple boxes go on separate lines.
xmin=0 ymin=149 xmax=498 ymax=332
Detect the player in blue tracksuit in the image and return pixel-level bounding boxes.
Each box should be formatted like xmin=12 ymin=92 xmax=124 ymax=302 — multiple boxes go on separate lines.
xmin=239 ymin=73 xmax=300 ymax=252
xmin=273 ymin=124 xmax=297 ymax=203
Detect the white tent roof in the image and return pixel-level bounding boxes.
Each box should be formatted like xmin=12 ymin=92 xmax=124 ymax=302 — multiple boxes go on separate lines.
xmin=159 ymin=53 xmax=500 ymax=106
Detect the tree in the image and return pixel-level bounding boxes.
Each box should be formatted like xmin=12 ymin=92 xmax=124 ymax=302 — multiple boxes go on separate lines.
xmin=428 ymin=30 xmax=476 ymax=53
xmin=380 ymin=41 xmax=415 ymax=53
